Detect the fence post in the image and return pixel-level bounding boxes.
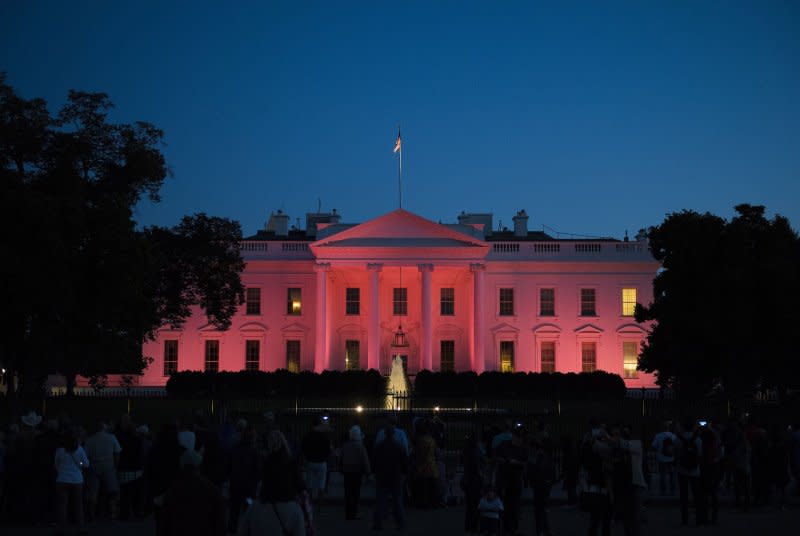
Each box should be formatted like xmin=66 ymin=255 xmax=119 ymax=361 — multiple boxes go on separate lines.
xmin=127 ymin=398 xmax=131 ymax=415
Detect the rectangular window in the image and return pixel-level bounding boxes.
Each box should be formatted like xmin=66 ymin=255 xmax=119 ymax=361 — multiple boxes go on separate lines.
xmin=204 ymin=340 xmax=219 ymax=373
xmin=345 ymin=288 xmax=360 ymax=315
xmin=440 ymin=340 xmax=455 ymax=372
xmin=287 ymin=288 xmax=302 ymax=315
xmin=623 ymin=341 xmax=638 ymax=379
xmin=246 ymin=287 xmax=261 ymax=315
xmin=286 ymin=340 xmax=301 ymax=373
xmin=622 ymin=288 xmax=637 ymax=317
xmin=540 ymin=288 xmax=555 ymax=316
xmin=500 ymin=341 xmax=515 ymax=373
xmin=163 ymin=340 xmax=178 ymax=376
xmin=345 ymin=340 xmax=360 ymax=371
xmin=540 ymin=341 xmax=556 ymax=373
xmin=393 ymin=287 xmax=408 ymax=316
xmin=245 ymin=340 xmax=260 ymax=372
xmin=440 ymin=288 xmax=455 ymax=316
xmin=580 ymin=288 xmax=596 ymax=316
xmin=581 ymin=341 xmax=597 ymax=372
xmin=499 ymin=288 xmax=514 ymax=316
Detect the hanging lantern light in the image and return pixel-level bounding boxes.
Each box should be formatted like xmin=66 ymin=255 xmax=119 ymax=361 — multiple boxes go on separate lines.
xmin=392 ymin=323 xmax=409 ymax=347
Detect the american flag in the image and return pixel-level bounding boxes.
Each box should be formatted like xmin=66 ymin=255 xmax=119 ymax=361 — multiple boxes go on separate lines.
xmin=393 ymin=130 xmax=401 ymax=153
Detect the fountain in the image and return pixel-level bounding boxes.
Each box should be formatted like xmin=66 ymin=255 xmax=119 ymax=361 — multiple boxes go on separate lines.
xmin=386 ymin=355 xmax=409 ymax=409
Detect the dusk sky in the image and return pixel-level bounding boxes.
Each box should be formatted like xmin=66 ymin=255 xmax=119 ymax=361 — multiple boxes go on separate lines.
xmin=2 ymin=1 xmax=798 ymax=238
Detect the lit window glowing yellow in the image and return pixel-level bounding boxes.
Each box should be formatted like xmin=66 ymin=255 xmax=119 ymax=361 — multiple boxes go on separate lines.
xmin=622 ymin=288 xmax=637 ymax=316
xmin=623 ymin=341 xmax=638 ymax=379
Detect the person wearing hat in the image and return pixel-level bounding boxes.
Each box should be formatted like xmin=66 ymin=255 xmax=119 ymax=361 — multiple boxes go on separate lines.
xmin=340 ymin=425 xmax=371 ymax=520
xmin=162 ymin=448 xmax=225 ymax=536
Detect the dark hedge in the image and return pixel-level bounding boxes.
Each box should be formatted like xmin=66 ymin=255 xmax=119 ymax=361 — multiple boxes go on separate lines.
xmin=413 ymin=370 xmax=626 ymax=400
xmin=165 ymin=369 xmax=387 ymax=398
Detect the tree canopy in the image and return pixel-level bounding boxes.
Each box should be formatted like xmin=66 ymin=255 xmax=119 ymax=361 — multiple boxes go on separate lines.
xmin=0 ymin=74 xmax=245 ymax=395
xmin=636 ymin=204 xmax=800 ymax=398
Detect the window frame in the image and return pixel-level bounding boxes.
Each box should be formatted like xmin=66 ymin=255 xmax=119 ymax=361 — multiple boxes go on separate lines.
xmin=345 ymin=339 xmax=360 ymax=371
xmin=540 ymin=340 xmax=556 ymax=373
xmin=440 ymin=287 xmax=455 ymax=316
xmin=204 ymin=339 xmax=219 ymax=373
xmin=163 ymin=339 xmax=179 ymax=376
xmin=286 ymin=287 xmax=302 ymax=316
xmin=440 ymin=339 xmax=455 ymax=372
xmin=393 ymin=287 xmax=408 ymax=316
xmin=581 ymin=341 xmax=597 ymax=372
xmin=622 ymin=340 xmax=639 ymax=379
xmin=499 ymin=340 xmax=515 ymax=372
xmin=286 ymin=339 xmax=301 ymax=373
xmin=498 ymin=288 xmax=515 ymax=316
xmin=621 ymin=288 xmax=637 ymax=317
xmin=245 ymin=287 xmax=261 ymax=315
xmin=539 ymin=287 xmax=556 ymax=317
xmin=345 ymin=287 xmax=360 ymax=316
xmin=580 ymin=288 xmax=597 ymax=317
xmin=245 ymin=339 xmax=260 ymax=372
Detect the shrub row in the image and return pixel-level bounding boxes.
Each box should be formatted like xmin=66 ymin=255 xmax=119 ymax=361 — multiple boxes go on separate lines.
xmin=166 ymin=369 xmax=387 ymax=398
xmin=413 ymin=370 xmax=626 ymax=399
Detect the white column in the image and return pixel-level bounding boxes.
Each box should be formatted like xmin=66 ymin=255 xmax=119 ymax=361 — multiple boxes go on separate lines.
xmin=471 ymin=263 xmax=486 ymax=374
xmin=367 ymin=263 xmax=383 ymax=371
xmin=314 ymin=263 xmax=330 ymax=372
xmin=418 ymin=263 xmax=434 ymax=371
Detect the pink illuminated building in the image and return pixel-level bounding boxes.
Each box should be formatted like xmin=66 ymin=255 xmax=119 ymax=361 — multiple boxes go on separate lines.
xmin=139 ymin=208 xmax=660 ymax=387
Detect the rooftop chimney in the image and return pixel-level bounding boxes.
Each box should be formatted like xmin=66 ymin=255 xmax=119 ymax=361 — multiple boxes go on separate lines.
xmin=512 ymin=209 xmax=529 ymax=237
xmin=267 ymin=209 xmax=290 ymax=237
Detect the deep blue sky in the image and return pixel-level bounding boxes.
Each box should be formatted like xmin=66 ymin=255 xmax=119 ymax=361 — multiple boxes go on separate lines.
xmin=2 ymin=1 xmax=798 ymax=237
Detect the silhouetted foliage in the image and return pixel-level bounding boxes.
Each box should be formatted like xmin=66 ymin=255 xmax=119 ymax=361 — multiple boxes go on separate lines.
xmin=165 ymin=370 xmax=387 ymax=399
xmin=636 ymin=205 xmax=800 ymax=399
xmin=413 ymin=370 xmax=626 ymax=399
xmin=0 ymin=74 xmax=245 ymax=397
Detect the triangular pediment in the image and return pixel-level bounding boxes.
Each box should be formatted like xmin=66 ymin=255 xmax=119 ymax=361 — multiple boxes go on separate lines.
xmin=616 ymin=323 xmax=648 ymax=334
xmin=491 ymin=322 xmax=520 ymax=334
xmin=574 ymin=323 xmax=604 ymax=334
xmin=311 ymin=209 xmax=487 ymax=249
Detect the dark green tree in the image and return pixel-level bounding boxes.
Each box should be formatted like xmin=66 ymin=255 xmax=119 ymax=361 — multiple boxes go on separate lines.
xmin=636 ymin=205 xmax=800 ymax=399
xmin=0 ymin=75 xmax=244 ymax=397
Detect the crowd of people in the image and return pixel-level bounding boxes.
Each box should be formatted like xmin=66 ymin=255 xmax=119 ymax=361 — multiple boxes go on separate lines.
xmin=0 ymin=407 xmax=797 ymax=536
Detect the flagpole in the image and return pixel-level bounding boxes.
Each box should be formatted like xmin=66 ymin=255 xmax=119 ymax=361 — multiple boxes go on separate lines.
xmin=398 ymin=126 xmax=402 ymax=209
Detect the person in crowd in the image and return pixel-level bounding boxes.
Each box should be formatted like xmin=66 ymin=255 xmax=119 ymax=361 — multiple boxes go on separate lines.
xmin=747 ymin=418 xmax=769 ymax=507
xmin=529 ymin=432 xmax=556 ymax=536
xmin=374 ymin=413 xmax=410 ymax=456
xmin=84 ymin=419 xmax=122 ymax=520
xmin=620 ymin=425 xmax=647 ymax=536
xmin=161 ymin=449 xmax=225 ymax=536
xmin=8 ymin=411 xmax=41 ymax=522
xmin=177 ymin=418 xmax=196 ymax=452
xmin=301 ymin=415 xmax=332 ymax=506
xmin=559 ymin=434 xmax=579 ymax=505
xmin=494 ymin=424 xmax=527 ymax=536
xmin=340 ymin=424 xmax=371 ymax=520
xmin=237 ymin=430 xmax=306 ymax=536
xmin=147 ymin=422 xmax=183 ymax=536
xmin=581 ymin=419 xmax=611 ymax=536
xmin=675 ymin=417 xmax=705 ymax=525
xmin=0 ymin=430 xmax=6 ymax=515
xmin=789 ymin=420 xmax=800 ymax=496
xmin=371 ymin=419 xmax=408 ymax=532
xmin=727 ymin=419 xmax=751 ymax=510
xmin=412 ymin=419 xmax=439 ymax=508
xmin=228 ymin=425 xmax=261 ymax=533
xmin=34 ymin=417 xmax=61 ymax=523
xmin=699 ymin=421 xmax=723 ymax=525
xmin=461 ymin=431 xmax=486 ymax=534
xmin=477 ymin=486 xmax=504 ymax=536
xmin=651 ymin=421 xmax=676 ymax=496
xmin=117 ymin=414 xmax=145 ymax=520
xmin=194 ymin=413 xmax=228 ymax=488
xmin=53 ymin=427 xmax=89 ymax=535
xmin=766 ymin=423 xmax=790 ymax=508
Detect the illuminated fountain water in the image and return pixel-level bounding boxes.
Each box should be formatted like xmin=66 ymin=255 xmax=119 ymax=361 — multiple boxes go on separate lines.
xmin=386 ymin=355 xmax=409 ymax=409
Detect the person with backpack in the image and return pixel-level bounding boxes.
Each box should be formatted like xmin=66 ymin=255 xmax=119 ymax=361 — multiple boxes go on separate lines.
xmin=675 ymin=417 xmax=706 ymax=526
xmin=651 ymin=421 xmax=677 ymax=496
